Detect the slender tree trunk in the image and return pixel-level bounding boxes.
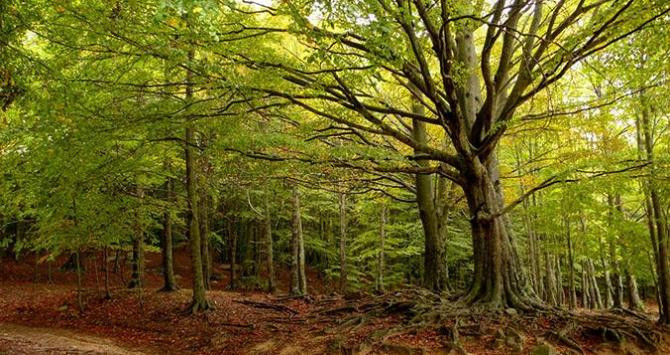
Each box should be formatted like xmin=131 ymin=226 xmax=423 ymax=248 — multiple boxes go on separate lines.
xmin=200 ymin=192 xmax=211 ymax=290
xmin=544 ymin=252 xmax=557 ymax=306
xmin=228 ymin=219 xmax=237 ymax=290
xmin=298 ymin=194 xmax=307 ymax=295
xmin=75 ymin=249 xmax=84 ymax=313
xmin=556 ymin=255 xmax=564 ymax=306
xmin=635 ymin=112 xmax=662 ymax=316
xmin=160 ymin=174 xmax=178 ymax=292
xmin=184 ymin=46 xmax=210 ymax=312
xmin=290 ymin=184 xmax=307 ymax=295
xmin=47 ymin=259 xmax=53 ymax=284
xmin=608 ymin=194 xmax=624 ymax=308
xmin=565 ymin=217 xmax=577 ymax=309
xmin=586 ymin=259 xmax=603 ymax=309
xmin=581 ymin=265 xmax=589 ymax=308
xmin=338 ymin=192 xmax=347 ymax=293
xmin=103 ymin=246 xmax=111 ymax=299
xmin=377 ymin=203 xmax=386 ymax=293
xmin=411 ymin=102 xmax=448 ymax=292
xmin=128 ymin=231 xmax=144 ymax=289
xmin=264 ymin=200 xmax=276 ymax=293
xmin=638 ymin=93 xmax=670 ymax=323
xmin=531 ymin=195 xmax=544 ymax=299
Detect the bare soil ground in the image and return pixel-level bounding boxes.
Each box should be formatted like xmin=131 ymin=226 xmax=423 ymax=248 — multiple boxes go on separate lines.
xmin=0 ymin=323 xmax=147 ymax=355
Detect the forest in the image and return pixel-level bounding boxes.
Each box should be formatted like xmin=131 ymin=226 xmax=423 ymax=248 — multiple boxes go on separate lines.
xmin=1 ymin=0 xmax=670 ymax=354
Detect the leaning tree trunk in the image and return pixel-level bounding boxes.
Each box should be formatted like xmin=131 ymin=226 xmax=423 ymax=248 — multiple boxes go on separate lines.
xmin=586 ymin=259 xmax=603 ymax=309
xmin=625 ymin=268 xmax=644 ymax=311
xmin=544 ymin=252 xmax=558 ymax=306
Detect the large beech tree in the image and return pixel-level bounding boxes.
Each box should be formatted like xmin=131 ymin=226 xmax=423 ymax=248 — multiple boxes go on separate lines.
xmin=233 ymin=0 xmax=670 ymax=308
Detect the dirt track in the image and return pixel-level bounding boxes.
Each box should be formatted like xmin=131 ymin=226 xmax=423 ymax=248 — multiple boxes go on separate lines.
xmin=0 ymin=323 xmax=149 ymax=355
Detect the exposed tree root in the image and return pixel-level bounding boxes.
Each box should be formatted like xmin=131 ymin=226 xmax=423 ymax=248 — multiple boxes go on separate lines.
xmin=319 ymin=288 xmax=665 ymax=352
xmin=187 ymin=300 xmax=214 ymax=314
xmin=234 ymin=299 xmax=298 ymax=315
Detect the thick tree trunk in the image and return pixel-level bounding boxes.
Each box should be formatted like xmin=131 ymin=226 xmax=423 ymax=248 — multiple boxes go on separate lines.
xmin=338 ymin=192 xmax=347 ymax=293
xmin=160 ymin=175 xmax=178 ymax=292
xmin=460 ymin=158 xmax=536 ymax=309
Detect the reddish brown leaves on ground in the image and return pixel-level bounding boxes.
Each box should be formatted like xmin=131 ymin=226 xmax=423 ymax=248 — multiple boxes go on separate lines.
xmin=1 ymin=252 xmax=669 ymax=354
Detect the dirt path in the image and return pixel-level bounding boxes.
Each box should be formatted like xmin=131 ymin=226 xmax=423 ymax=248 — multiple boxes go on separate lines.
xmin=0 ymin=323 xmax=151 ymax=355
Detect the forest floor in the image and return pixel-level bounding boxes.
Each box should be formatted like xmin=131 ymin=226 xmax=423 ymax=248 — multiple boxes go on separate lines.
xmin=0 ymin=249 xmax=668 ymax=354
